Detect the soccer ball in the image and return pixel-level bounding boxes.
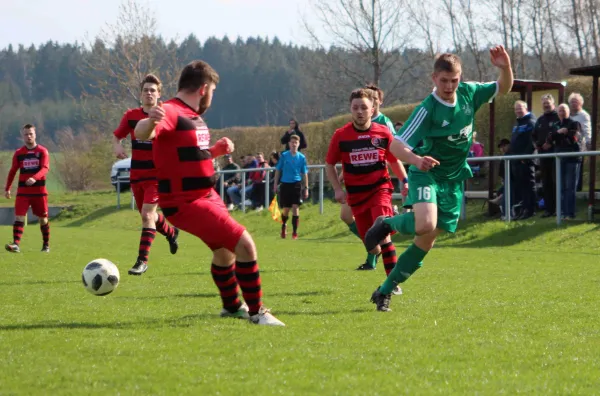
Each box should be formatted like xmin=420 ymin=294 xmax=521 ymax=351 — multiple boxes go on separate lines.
xmin=82 ymin=259 xmax=120 ymax=296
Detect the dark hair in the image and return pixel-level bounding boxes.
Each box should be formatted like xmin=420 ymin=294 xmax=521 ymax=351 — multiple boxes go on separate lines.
xmin=395 ymin=122 xmax=404 ymax=128
xmin=178 ymin=60 xmax=220 ymax=93
xmin=140 ymin=74 xmax=162 ymax=92
xmin=434 ymin=53 xmax=462 ymax=74
xmin=365 ymin=84 xmax=384 ymax=103
xmin=498 ymin=138 xmax=510 ymax=148
xmin=349 ymin=88 xmax=376 ymax=104
xmin=270 ymin=151 xmax=279 ymax=160
xmin=22 ymin=123 xmax=35 ymax=131
xmin=290 ymin=118 xmax=300 ymax=131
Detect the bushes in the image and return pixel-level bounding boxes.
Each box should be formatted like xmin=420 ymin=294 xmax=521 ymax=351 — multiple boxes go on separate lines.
xmin=54 ymin=126 xmax=114 ymax=191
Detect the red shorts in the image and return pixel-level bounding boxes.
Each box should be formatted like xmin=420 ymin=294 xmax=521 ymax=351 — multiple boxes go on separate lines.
xmin=353 ymin=204 xmax=394 ymax=240
xmin=131 ymin=181 xmax=159 ymax=212
xmin=164 ymin=190 xmax=246 ymax=252
xmin=15 ymin=195 xmax=48 ymax=218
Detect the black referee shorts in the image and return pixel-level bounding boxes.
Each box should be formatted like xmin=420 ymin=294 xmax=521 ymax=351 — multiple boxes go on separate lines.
xmin=279 ymin=182 xmax=302 ymax=208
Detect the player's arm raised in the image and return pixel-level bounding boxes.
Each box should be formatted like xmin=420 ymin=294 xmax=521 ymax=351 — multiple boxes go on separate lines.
xmin=490 ymin=45 xmax=514 ymax=95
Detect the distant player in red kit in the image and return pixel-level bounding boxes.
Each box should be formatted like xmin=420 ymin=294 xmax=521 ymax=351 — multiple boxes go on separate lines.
xmin=325 ymin=88 xmax=406 ymax=294
xmin=135 ymin=60 xmax=285 ymax=326
xmin=112 ymin=74 xmax=179 ymax=276
xmin=4 ymin=124 xmax=51 ymax=253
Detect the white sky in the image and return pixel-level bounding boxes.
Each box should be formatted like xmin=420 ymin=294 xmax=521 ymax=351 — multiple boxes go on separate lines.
xmin=0 ymin=0 xmax=315 ymax=49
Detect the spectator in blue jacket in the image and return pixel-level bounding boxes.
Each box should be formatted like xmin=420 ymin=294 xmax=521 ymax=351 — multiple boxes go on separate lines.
xmin=511 ymin=100 xmax=537 ymax=219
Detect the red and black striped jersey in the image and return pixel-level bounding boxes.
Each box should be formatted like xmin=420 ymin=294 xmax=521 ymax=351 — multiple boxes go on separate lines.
xmin=326 ymin=122 xmax=396 ymax=208
xmin=113 ymin=108 xmax=156 ymax=183
xmin=4 ymin=144 xmax=50 ymax=196
xmin=153 ymin=98 xmax=215 ymax=208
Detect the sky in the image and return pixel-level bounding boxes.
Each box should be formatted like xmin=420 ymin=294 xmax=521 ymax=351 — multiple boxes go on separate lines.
xmin=0 ymin=0 xmax=316 ymax=49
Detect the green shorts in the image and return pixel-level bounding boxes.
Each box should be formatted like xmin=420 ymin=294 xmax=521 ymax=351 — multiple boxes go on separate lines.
xmin=404 ymin=169 xmax=464 ymax=233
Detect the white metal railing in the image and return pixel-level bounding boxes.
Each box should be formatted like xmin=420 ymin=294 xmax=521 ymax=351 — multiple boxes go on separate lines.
xmin=466 ymin=150 xmax=600 ymax=225
xmin=113 ymin=152 xmax=600 ymax=225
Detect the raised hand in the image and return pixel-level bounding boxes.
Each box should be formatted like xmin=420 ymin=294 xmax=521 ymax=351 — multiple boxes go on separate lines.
xmin=149 ymin=101 xmax=166 ymax=124
xmin=490 ymin=45 xmax=511 ymax=70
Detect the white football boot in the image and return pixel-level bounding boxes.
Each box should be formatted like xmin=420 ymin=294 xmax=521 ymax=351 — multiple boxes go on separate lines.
xmin=249 ymin=306 xmax=285 ymax=326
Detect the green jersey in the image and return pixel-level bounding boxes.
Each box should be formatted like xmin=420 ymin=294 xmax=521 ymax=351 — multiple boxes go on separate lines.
xmin=396 ymin=81 xmax=498 ymax=181
xmin=372 ymin=112 xmax=396 ymax=135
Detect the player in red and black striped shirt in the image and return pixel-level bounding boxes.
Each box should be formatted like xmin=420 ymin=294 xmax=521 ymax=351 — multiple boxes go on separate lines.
xmin=134 ymin=60 xmax=284 ymax=326
xmin=4 ymin=124 xmax=51 ymax=253
xmin=112 ymin=74 xmax=179 ymax=276
xmin=326 ymin=88 xmax=406 ymax=292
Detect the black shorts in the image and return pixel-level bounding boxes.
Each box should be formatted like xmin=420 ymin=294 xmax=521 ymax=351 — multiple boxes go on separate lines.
xmin=279 ymin=182 xmax=302 ymax=208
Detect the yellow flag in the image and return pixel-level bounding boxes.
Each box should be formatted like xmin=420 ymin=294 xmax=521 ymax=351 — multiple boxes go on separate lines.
xmin=269 ymin=195 xmax=282 ymax=223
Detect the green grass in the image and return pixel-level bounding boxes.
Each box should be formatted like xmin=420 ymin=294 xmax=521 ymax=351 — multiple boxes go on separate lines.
xmin=1 ymin=193 xmax=600 ymax=394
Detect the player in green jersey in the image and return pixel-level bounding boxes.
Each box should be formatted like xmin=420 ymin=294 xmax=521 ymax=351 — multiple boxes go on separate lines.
xmin=366 ymin=46 xmax=514 ymax=311
xmin=339 ymin=84 xmax=408 ymax=272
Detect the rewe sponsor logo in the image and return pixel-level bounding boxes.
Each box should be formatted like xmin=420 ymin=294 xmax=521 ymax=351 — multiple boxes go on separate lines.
xmin=349 ymin=150 xmax=379 ymax=164
xmin=23 ymin=159 xmax=40 ymax=169
xmin=196 ymin=126 xmax=210 ymax=149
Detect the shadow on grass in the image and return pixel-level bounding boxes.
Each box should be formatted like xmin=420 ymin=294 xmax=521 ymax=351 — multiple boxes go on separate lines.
xmin=62 ymin=206 xmax=122 ymax=227
xmin=0 ymin=314 xmax=213 ymax=331
xmin=0 ymin=280 xmax=81 ymax=286
xmin=117 ymin=290 xmax=334 ymax=301
xmin=0 ymin=305 xmax=360 ymax=331
xmin=390 ymin=213 xmax=599 ymax=249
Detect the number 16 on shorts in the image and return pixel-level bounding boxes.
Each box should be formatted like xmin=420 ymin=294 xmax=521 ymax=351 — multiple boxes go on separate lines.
xmin=416 ymin=186 xmax=433 ymax=201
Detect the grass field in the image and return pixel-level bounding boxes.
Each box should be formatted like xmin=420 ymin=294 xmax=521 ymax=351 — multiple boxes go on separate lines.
xmin=1 ymin=192 xmax=600 ymax=395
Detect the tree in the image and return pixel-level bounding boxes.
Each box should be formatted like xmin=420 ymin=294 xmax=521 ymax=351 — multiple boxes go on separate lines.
xmin=79 ymin=0 xmax=180 ymax=129
xmin=302 ymin=0 xmax=417 ymax=101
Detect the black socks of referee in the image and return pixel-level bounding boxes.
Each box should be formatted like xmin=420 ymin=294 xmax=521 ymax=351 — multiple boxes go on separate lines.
xmin=292 ymin=215 xmax=299 ymax=234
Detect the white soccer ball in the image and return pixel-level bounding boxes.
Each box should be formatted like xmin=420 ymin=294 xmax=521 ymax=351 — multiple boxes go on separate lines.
xmin=82 ymin=259 xmax=120 ymax=296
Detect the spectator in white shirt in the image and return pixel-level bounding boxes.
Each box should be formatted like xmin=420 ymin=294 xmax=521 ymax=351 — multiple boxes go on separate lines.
xmin=569 ymin=92 xmax=591 ymax=191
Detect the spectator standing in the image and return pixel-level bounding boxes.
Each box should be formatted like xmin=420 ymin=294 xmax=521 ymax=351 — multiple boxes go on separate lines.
xmin=547 ymin=104 xmax=582 ymax=220
xmin=510 ymin=100 xmax=537 ymax=219
xmin=532 ymin=94 xmax=560 ymax=217
xmin=569 ymin=92 xmax=591 ymax=192
xmin=281 ymin=119 xmax=307 ymax=152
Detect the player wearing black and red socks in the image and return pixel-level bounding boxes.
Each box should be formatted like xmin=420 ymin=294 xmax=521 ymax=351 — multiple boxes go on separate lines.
xmin=4 ymin=124 xmax=51 ymax=253
xmin=134 ymin=60 xmax=284 ymax=326
xmin=112 ymin=74 xmax=179 ymax=275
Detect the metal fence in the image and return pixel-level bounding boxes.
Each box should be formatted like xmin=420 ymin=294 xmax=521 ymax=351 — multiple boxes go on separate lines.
xmin=465 ymin=151 xmax=600 ymax=225
xmin=114 ymin=152 xmax=600 ymax=226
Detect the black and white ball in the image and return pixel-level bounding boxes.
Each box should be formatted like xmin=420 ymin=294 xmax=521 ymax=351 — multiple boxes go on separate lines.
xmin=82 ymin=259 xmax=120 ymax=296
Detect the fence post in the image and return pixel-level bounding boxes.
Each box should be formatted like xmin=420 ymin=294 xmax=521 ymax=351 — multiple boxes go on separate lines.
xmin=116 ymin=179 xmax=121 ymax=209
xmin=241 ymin=172 xmax=246 ymax=212
xmin=504 ymin=159 xmax=511 ymax=222
xmin=460 ymin=180 xmax=467 ymax=221
xmin=555 ymin=157 xmax=562 ymax=225
xmin=219 ymin=173 xmax=225 ymax=204
xmin=319 ymin=167 xmax=324 ymax=214
xmin=265 ymin=171 xmax=270 ymax=209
